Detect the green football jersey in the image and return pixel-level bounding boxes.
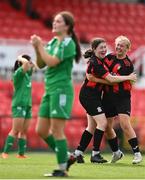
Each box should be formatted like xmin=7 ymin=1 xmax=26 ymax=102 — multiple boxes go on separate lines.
xmin=12 ymin=67 xmax=32 ymax=107
xmin=44 ymin=36 xmax=76 ymax=93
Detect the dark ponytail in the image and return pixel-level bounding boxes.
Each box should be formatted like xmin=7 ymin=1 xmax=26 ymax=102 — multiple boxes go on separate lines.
xmin=83 ymin=49 xmax=94 ymax=58
xmin=13 ymin=54 xmax=31 ymax=72
xmin=71 ymin=30 xmax=81 ymax=63
xmin=60 ymin=11 xmax=81 ymax=63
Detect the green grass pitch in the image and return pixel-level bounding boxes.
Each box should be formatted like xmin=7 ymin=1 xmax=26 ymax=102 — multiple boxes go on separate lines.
xmin=0 ymin=152 xmax=145 ymax=179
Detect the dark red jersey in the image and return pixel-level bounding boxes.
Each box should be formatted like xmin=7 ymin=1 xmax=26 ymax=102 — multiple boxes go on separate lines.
xmin=104 ymin=53 xmax=134 ymax=97
xmin=80 ymin=54 xmax=109 ymax=97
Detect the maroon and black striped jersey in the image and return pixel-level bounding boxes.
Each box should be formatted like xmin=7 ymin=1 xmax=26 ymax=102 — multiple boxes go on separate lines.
xmin=81 ymin=54 xmax=109 ymax=97
xmin=104 ymin=53 xmax=134 ymax=96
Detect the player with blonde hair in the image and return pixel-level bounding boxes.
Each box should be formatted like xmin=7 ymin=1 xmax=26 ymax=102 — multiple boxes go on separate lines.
xmin=87 ymin=35 xmax=142 ymax=164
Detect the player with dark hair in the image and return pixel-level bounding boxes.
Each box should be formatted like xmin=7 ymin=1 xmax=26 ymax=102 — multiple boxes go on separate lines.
xmin=2 ymin=55 xmax=34 ymax=159
xmin=31 ymin=11 xmax=81 ymax=177
xmin=69 ymin=37 xmax=137 ymax=164
xmin=86 ymin=35 xmax=142 ymax=164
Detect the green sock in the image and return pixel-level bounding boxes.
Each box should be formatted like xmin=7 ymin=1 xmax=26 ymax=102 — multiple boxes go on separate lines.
xmin=43 ymin=135 xmax=55 ymax=151
xmin=18 ymin=138 xmax=26 ymax=155
xmin=55 ymin=139 xmax=68 ymax=164
xmin=3 ymin=135 xmax=15 ymax=153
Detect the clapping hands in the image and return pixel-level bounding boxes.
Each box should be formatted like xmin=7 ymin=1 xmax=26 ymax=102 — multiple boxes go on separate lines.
xmin=30 ymin=34 xmax=42 ymax=48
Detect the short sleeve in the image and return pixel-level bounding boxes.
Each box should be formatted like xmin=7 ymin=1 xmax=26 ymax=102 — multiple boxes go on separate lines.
xmin=54 ymin=38 xmax=76 ymax=61
xmin=88 ymin=60 xmax=109 ymax=79
xmin=13 ymin=67 xmax=25 ymax=83
xmin=27 ymin=68 xmax=33 ymax=76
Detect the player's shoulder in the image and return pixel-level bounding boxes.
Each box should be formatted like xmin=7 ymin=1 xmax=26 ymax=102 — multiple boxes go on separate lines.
xmin=45 ymin=38 xmax=57 ymax=49
xmin=63 ymin=37 xmax=75 ymax=47
xmin=13 ymin=67 xmax=23 ymax=75
xmin=106 ymin=53 xmax=115 ymax=60
xmin=90 ymin=55 xmax=103 ymax=66
xmin=126 ymin=55 xmax=131 ymax=61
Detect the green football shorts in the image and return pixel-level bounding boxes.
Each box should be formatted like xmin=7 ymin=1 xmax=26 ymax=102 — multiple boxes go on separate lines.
xmin=12 ymin=106 xmax=32 ymax=119
xmin=39 ymin=87 xmax=74 ymax=119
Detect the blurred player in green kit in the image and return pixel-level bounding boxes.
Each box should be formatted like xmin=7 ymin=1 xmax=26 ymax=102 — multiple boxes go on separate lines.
xmin=2 ymin=55 xmax=35 ymax=159
xmin=31 ymin=11 xmax=81 ymax=177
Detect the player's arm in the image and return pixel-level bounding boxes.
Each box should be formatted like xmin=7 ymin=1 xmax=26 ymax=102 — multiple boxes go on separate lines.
xmin=34 ymin=46 xmax=46 ymax=69
xmin=87 ymin=71 xmax=137 ymax=84
xmin=105 ymin=72 xmax=137 ymax=83
xmin=86 ymin=73 xmax=113 ymax=85
xmin=18 ymin=56 xmax=34 ymax=72
xmin=31 ymin=35 xmax=60 ymax=67
xmin=91 ymin=60 xmax=137 ymax=84
xmin=36 ymin=43 xmax=60 ymax=67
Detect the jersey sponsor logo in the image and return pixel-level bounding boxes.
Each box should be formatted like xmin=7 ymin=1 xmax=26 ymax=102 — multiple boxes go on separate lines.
xmin=97 ymin=107 xmax=102 ymax=113
xmin=59 ymin=94 xmax=66 ymax=106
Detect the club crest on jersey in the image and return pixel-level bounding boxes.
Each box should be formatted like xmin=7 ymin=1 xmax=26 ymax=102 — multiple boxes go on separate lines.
xmin=117 ymin=65 xmax=121 ymax=70
xmin=112 ymin=64 xmax=121 ymax=73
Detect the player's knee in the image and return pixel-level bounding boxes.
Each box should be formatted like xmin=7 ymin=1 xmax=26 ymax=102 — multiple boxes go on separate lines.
xmin=106 ymin=123 xmax=113 ymax=132
xmin=120 ymin=123 xmax=130 ymax=132
xmin=102 ymin=119 xmax=107 ymax=130
xmin=86 ymin=127 xmax=95 ymax=134
xmin=10 ymin=129 xmax=19 ymax=136
xmin=97 ymin=120 xmax=107 ymax=131
xmin=105 ymin=128 xmax=114 ymax=138
xmin=51 ymin=128 xmax=64 ymax=139
xmin=19 ymin=132 xmax=26 ymax=138
xmin=35 ymin=127 xmax=45 ymax=138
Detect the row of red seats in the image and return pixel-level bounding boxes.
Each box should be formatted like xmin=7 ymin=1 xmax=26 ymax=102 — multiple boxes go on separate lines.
xmin=29 ymin=1 xmax=145 ymax=51
xmin=0 ymin=2 xmax=52 ymax=40
xmin=0 ymin=1 xmax=145 ymax=52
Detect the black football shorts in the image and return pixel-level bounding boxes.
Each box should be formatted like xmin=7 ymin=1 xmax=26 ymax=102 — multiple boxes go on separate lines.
xmin=79 ymin=95 xmax=104 ymax=116
xmin=102 ymin=94 xmax=131 ymax=118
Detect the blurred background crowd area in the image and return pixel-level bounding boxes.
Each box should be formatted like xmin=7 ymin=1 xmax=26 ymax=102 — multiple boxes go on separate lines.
xmin=0 ymin=0 xmax=145 ymax=152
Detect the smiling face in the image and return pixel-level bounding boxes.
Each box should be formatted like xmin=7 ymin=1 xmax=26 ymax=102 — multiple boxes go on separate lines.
xmin=52 ymin=14 xmax=68 ymax=35
xmin=115 ymin=36 xmax=131 ymax=58
xmin=94 ymin=42 xmax=107 ymax=59
xmin=115 ymin=40 xmax=129 ymax=57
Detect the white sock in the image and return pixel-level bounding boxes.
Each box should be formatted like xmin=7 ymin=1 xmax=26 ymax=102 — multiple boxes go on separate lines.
xmin=75 ymin=150 xmax=83 ymax=156
xmin=59 ymin=163 xmax=67 ymax=171
xmin=134 ymin=152 xmax=141 ymax=156
xmin=92 ymin=151 xmax=100 ymax=156
xmin=114 ymin=149 xmax=120 ymax=154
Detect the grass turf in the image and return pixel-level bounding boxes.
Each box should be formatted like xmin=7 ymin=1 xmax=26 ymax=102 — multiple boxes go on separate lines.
xmin=0 ymin=152 xmax=144 ymax=179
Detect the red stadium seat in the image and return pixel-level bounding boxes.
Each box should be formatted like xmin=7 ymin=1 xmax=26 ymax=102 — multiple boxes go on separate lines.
xmin=0 ymin=0 xmax=145 ymax=49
